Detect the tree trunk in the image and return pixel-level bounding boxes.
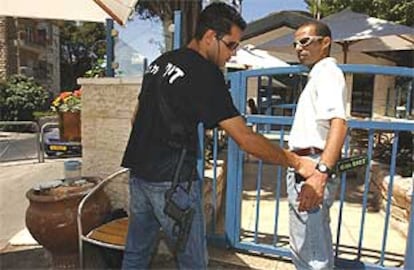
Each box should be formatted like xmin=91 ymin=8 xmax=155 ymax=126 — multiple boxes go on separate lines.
xmin=162 ymin=18 xmax=173 ymax=52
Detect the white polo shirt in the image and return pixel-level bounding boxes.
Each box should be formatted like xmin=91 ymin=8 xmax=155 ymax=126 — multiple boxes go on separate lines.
xmin=289 ymin=57 xmax=347 ymax=150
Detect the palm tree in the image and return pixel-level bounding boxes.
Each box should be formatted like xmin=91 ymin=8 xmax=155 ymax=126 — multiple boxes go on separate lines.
xmin=135 ymin=0 xmax=202 ymax=51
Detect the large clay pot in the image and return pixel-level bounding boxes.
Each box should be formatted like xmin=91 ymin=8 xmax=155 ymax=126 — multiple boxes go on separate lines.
xmin=59 ymin=111 xmax=81 ymax=142
xmin=25 ymin=178 xmax=110 ymax=269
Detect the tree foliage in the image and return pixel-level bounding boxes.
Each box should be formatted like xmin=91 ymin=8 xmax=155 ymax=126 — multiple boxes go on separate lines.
xmin=0 ymin=75 xmax=50 ymax=121
xmin=135 ymin=0 xmax=202 ymax=50
xmin=59 ymin=22 xmax=106 ymax=91
xmin=305 ymin=0 xmax=414 ymax=26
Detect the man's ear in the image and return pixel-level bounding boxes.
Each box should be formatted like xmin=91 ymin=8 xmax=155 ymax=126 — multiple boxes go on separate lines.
xmin=203 ymin=29 xmax=217 ymax=46
xmin=321 ymin=36 xmax=331 ymax=50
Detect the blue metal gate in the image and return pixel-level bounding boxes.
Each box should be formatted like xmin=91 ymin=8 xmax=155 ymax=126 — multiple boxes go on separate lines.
xmin=223 ymin=65 xmax=414 ymax=269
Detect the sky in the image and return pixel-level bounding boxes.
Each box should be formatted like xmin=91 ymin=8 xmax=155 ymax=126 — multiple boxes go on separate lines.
xmin=114 ymin=0 xmax=308 ymax=74
xmin=242 ymin=0 xmax=307 ymax=22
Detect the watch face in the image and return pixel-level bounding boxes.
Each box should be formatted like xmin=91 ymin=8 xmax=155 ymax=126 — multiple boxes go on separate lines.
xmin=317 ymin=163 xmax=329 ymax=173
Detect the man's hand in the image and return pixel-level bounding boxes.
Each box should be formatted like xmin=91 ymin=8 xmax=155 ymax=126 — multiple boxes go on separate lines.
xmin=296 ymin=157 xmax=316 ymax=178
xmin=298 ymin=170 xmax=328 ymax=212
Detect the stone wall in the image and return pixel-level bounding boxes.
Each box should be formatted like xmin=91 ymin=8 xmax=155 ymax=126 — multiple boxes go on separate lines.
xmin=78 ymin=77 xmax=141 ymax=178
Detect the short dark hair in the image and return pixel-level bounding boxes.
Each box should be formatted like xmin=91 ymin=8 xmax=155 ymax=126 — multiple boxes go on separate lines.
xmin=299 ymin=21 xmax=332 ymax=38
xmin=194 ymin=2 xmax=246 ymax=40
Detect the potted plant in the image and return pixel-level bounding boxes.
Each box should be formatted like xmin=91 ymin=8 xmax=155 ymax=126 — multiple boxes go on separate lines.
xmin=51 ymin=89 xmax=82 ymax=141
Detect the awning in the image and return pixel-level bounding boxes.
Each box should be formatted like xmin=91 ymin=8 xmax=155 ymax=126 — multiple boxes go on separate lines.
xmin=0 ymin=0 xmax=109 ymax=22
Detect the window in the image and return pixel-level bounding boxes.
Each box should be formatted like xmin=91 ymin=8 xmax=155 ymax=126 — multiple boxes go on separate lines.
xmin=351 ymin=73 xmax=374 ymax=118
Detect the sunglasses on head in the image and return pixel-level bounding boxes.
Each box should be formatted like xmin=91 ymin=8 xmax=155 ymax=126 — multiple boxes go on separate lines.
xmin=216 ymin=35 xmax=239 ymax=51
xmin=293 ymin=36 xmax=324 ymax=48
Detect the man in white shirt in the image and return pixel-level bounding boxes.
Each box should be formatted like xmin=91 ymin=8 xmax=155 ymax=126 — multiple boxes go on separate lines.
xmin=287 ymin=21 xmax=348 ymax=269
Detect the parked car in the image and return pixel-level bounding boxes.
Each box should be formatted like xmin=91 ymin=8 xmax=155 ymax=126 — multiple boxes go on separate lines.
xmin=43 ymin=127 xmax=82 ymax=157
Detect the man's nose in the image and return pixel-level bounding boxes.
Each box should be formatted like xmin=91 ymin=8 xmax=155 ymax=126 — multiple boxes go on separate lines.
xmin=295 ymin=44 xmax=303 ymax=51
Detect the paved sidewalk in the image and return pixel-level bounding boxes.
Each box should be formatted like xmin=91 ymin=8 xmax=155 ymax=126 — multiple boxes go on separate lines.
xmin=0 ymin=159 xmax=73 ymax=249
xmin=0 ymin=158 xmax=409 ymax=269
xmin=240 ymin=161 xmax=408 ymax=268
xmin=0 ymin=158 xmax=295 ymax=269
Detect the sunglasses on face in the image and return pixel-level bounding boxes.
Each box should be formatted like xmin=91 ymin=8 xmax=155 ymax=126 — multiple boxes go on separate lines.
xmin=293 ymin=36 xmax=324 ymax=48
xmin=217 ymin=36 xmax=240 ymax=51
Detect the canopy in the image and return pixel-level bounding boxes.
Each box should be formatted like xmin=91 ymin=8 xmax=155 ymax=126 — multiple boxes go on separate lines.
xmin=226 ymin=44 xmax=290 ymax=69
xmin=94 ymin=0 xmax=139 ymax=26
xmin=0 ymin=0 xmax=138 ymax=25
xmin=257 ymin=9 xmax=414 ymax=63
xmin=0 ymin=0 xmax=108 ymax=22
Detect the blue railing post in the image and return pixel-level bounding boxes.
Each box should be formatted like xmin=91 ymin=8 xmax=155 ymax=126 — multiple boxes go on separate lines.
xmin=404 ymin=180 xmax=414 ymax=269
xmin=406 ymin=79 xmax=413 ymax=118
xmin=105 ymin=18 xmax=114 ymax=77
xmin=173 ymin=10 xmax=182 ymax=50
xmin=225 ymin=72 xmax=243 ymax=246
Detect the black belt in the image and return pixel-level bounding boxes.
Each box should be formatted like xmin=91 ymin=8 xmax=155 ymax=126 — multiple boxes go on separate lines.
xmin=292 ymin=147 xmax=323 ymax=156
xmin=292 ymin=147 xmax=323 ymax=183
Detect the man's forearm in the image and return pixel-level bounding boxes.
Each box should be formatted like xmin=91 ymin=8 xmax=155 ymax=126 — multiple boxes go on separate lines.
xmin=320 ymin=118 xmax=347 ymax=169
xmin=239 ymin=132 xmax=299 ymax=168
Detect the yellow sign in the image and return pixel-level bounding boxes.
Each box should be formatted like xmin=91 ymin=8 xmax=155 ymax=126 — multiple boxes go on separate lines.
xmin=50 ymin=145 xmax=67 ymax=151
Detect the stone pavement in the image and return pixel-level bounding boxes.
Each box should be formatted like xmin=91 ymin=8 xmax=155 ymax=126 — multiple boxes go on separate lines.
xmin=0 ymin=158 xmax=293 ymax=269
xmin=0 ymin=158 xmax=409 ymax=269
xmin=239 ymin=161 xmax=408 ymax=268
xmin=0 ymin=159 xmax=68 ymax=249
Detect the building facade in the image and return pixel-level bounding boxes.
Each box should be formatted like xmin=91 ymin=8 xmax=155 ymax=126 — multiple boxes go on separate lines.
xmin=0 ymin=17 xmax=60 ymax=96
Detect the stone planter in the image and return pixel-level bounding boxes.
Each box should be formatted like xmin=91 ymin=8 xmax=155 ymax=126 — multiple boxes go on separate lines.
xmin=59 ymin=111 xmax=81 ymax=142
xmin=25 ymin=177 xmax=110 ymax=269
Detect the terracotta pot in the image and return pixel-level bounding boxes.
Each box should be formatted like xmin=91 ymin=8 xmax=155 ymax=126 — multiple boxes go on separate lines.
xmin=59 ymin=111 xmax=81 ymax=142
xmin=25 ymin=177 xmax=110 ymax=269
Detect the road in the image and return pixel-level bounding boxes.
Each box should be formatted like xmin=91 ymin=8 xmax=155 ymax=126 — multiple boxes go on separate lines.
xmin=0 ymin=132 xmax=39 ymax=162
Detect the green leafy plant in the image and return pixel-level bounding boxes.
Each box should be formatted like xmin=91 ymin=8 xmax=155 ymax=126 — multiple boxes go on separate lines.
xmin=84 ymin=58 xmax=105 ymax=78
xmin=0 ymin=75 xmax=49 ymax=121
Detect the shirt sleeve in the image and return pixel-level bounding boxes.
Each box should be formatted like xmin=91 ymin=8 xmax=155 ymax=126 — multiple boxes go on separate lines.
xmin=196 ymin=68 xmax=240 ymax=129
xmin=314 ymin=63 xmax=347 ymax=121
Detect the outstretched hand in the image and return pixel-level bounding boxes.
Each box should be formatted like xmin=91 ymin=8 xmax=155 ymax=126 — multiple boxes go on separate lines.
xmin=298 ymin=170 xmax=328 ymax=212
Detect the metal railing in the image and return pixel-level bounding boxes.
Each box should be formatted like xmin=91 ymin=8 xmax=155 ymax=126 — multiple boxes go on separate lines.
xmin=0 ymin=121 xmax=41 ymax=163
xmin=220 ymin=65 xmax=414 ymax=269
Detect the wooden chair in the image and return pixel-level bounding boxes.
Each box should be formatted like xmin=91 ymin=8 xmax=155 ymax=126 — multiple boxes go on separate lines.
xmin=77 ymin=168 xmax=130 ymax=269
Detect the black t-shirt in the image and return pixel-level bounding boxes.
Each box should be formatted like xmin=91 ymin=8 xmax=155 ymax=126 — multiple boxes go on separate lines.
xmin=121 ymin=48 xmax=239 ymax=182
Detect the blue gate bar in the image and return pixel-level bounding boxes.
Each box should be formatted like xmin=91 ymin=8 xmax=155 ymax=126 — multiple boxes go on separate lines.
xmin=407 ymin=80 xmax=413 ymax=117
xmin=265 ymin=75 xmax=272 ymax=133
xmin=105 ymin=19 xmax=114 ymax=77
xmin=348 ymin=119 xmax=414 ymax=131
xmin=379 ymin=132 xmax=400 ymax=265
xmin=236 ymin=241 xmax=291 ymax=258
xmin=241 ymin=65 xmax=307 ymax=78
xmin=335 ymin=132 xmax=351 ymax=257
xmin=404 ymin=182 xmax=414 ymax=269
xmin=257 ymin=76 xmax=262 ymax=116
xmin=254 ymin=160 xmax=264 ymax=243
xmin=197 ymin=123 xmax=205 ymax=183
xmin=210 ymin=128 xmax=219 ymax=233
xmin=339 ymin=64 xmax=414 ymax=77
xmin=225 ymin=71 xmax=243 ymax=246
xmin=357 ymin=129 xmax=375 ymax=259
xmin=173 ymin=10 xmax=182 ymax=49
xmin=273 ymin=128 xmax=285 ymax=244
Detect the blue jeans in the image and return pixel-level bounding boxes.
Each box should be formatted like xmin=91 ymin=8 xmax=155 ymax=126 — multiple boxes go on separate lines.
xmin=287 ymin=164 xmax=339 ymax=270
xmin=121 ymin=174 xmax=208 ymax=270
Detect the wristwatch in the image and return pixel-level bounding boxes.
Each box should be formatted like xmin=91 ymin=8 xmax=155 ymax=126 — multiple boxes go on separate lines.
xmin=315 ymin=162 xmax=332 ymax=176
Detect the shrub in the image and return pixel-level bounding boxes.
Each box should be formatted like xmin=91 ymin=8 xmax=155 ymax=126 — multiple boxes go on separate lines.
xmin=0 ymin=75 xmax=50 ymax=121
